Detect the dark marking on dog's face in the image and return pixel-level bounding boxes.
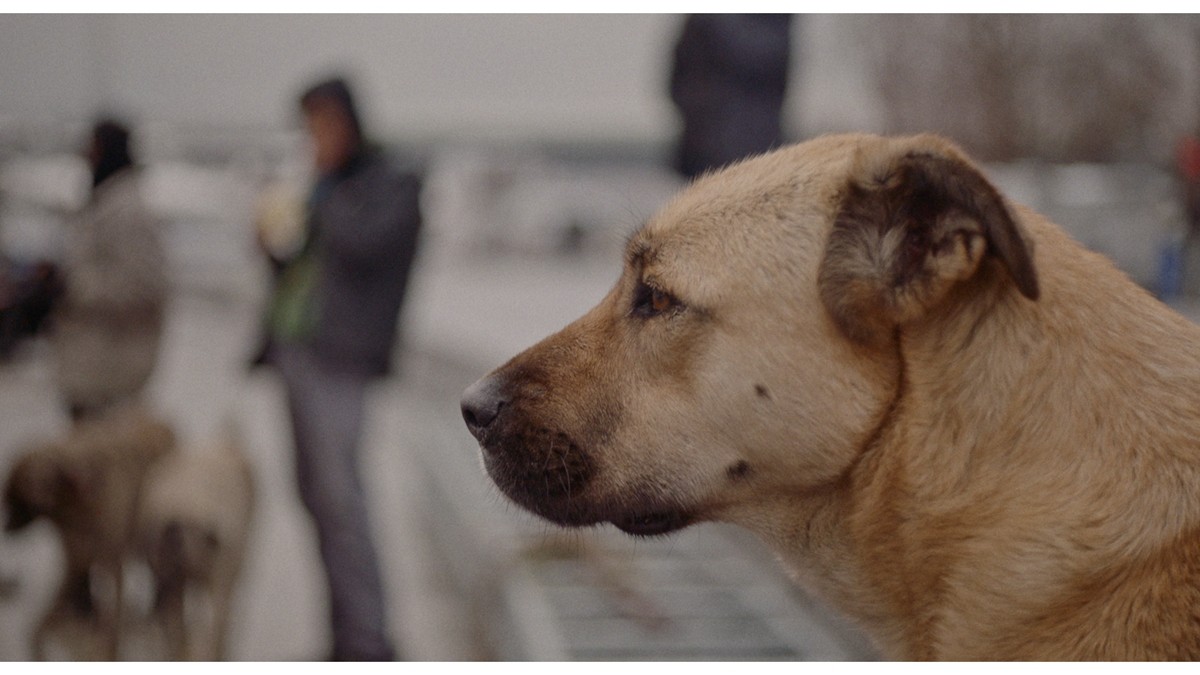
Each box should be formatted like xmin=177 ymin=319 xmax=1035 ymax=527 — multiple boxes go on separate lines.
xmin=726 ymin=460 xmax=753 ymax=481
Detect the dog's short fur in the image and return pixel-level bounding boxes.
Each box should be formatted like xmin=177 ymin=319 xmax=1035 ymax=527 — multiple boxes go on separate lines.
xmin=3 ymin=405 xmax=175 ymax=660
xmin=136 ymin=423 xmax=255 ymax=661
xmin=462 ymin=133 xmax=1200 ymax=660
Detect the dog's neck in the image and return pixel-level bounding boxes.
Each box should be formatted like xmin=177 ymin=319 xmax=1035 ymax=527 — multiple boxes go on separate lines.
xmin=740 ymin=254 xmax=1072 ymax=658
xmin=737 ymin=221 xmax=1200 ymax=658
xmin=892 ymin=264 xmax=1039 ymax=490
xmin=726 ymin=435 xmax=914 ymax=657
xmin=844 ymin=222 xmax=1200 ymax=658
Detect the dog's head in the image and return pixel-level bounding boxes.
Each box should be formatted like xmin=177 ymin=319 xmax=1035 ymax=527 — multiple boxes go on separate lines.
xmin=462 ymin=134 xmax=1039 ymax=536
xmin=4 ymin=407 xmax=176 ymax=534
xmin=3 ymin=444 xmax=82 ymax=532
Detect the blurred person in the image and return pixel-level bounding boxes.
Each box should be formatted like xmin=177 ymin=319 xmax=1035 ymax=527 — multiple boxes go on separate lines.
xmin=252 ymin=76 xmax=422 ymax=661
xmin=669 ymin=14 xmax=794 ymax=179
xmin=1178 ymin=131 xmax=1200 ymax=236
xmin=51 ymin=119 xmax=167 ymax=422
xmin=1176 ymin=131 xmax=1200 ymax=295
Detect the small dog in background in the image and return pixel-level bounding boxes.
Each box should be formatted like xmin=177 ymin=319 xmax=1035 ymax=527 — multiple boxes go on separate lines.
xmin=136 ymin=421 xmax=256 ymax=661
xmin=3 ymin=405 xmax=176 ymax=660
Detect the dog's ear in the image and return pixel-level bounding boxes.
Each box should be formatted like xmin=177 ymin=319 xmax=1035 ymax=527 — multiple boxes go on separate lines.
xmin=818 ymin=136 xmax=1039 ymax=347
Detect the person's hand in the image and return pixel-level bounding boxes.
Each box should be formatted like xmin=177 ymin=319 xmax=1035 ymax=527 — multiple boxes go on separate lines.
xmin=255 ymin=182 xmax=306 ymax=260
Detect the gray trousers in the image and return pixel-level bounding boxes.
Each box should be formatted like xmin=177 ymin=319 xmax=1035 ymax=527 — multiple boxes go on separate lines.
xmin=275 ymin=344 xmax=395 ymax=661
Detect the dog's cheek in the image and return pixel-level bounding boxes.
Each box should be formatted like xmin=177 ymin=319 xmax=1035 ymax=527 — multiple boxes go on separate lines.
xmin=697 ymin=305 xmax=896 ymax=492
xmin=594 ymin=369 xmax=741 ymax=500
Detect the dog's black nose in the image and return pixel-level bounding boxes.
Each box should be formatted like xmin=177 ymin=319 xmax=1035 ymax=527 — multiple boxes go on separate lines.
xmin=461 ymin=377 xmax=506 ymax=440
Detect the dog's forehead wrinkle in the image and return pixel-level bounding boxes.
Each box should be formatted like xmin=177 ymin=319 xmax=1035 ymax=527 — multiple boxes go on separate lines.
xmin=625 ymin=233 xmax=654 ymax=269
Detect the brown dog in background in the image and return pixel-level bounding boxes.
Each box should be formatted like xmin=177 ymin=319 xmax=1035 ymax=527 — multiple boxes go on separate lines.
xmin=137 ymin=422 xmax=255 ymax=661
xmin=462 ymin=133 xmax=1200 ymax=659
xmin=3 ymin=405 xmax=175 ymax=660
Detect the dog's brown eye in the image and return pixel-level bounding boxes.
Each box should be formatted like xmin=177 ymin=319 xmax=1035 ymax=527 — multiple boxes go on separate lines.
xmin=632 ymin=283 xmax=677 ymax=318
xmin=651 ymin=289 xmax=671 ymax=313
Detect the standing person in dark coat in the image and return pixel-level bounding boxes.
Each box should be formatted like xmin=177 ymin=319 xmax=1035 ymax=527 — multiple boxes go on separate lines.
xmin=669 ymin=14 xmax=794 ymax=179
xmin=255 ymin=76 xmax=422 ymax=661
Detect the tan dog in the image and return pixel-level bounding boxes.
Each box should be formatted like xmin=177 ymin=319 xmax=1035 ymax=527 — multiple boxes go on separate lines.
xmin=461 ymin=133 xmax=1200 ymax=660
xmin=136 ymin=422 xmax=255 ymax=661
xmin=3 ymin=405 xmax=176 ymax=660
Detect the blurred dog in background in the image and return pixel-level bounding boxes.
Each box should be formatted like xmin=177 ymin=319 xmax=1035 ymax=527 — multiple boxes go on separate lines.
xmin=137 ymin=421 xmax=255 ymax=661
xmin=4 ymin=408 xmax=256 ymax=660
xmin=3 ymin=405 xmax=175 ymax=660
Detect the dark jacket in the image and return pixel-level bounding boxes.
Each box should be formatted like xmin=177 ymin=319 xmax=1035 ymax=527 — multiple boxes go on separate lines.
xmin=262 ymin=150 xmax=423 ymax=377
xmin=669 ymin=14 xmax=793 ymax=179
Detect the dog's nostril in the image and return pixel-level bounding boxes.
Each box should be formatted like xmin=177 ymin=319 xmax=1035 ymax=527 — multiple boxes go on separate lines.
xmin=460 ymin=377 xmax=506 ymax=437
xmin=462 ymin=402 xmax=499 ymax=430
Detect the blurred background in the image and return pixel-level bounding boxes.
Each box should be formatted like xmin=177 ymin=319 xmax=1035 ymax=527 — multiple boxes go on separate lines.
xmin=2 ymin=13 xmax=1200 ymax=662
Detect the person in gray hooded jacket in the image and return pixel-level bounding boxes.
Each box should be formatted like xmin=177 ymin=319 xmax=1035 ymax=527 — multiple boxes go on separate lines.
xmin=256 ymin=76 xmax=422 ymax=661
xmin=52 ymin=119 xmax=167 ymax=422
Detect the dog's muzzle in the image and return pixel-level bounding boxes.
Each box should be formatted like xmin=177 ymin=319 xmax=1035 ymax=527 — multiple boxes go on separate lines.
xmin=461 ymin=374 xmax=598 ymax=525
xmin=462 ymin=374 xmax=696 ymax=537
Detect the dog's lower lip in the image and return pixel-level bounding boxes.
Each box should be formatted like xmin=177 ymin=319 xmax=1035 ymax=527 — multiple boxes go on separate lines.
xmin=612 ymin=511 xmax=691 ymax=537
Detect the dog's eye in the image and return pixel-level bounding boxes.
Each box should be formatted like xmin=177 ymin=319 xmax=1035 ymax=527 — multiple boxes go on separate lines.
xmin=632 ymin=283 xmax=678 ymax=318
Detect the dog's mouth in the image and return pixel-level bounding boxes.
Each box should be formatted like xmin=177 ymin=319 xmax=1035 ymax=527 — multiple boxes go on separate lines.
xmin=611 ymin=510 xmax=693 ymax=537
xmin=478 ymin=431 xmax=696 ymax=538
